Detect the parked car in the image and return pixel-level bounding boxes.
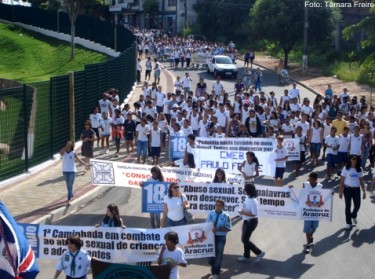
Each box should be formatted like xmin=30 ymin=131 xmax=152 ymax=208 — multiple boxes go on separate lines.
xmin=206 ymin=55 xmax=238 ymax=79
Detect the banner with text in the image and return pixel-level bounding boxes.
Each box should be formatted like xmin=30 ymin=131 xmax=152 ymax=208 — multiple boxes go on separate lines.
xmin=179 ymin=183 xmax=332 ymax=221
xmin=19 ymin=223 xmax=215 ymax=263
xmin=142 ymin=181 xmax=169 ymax=213
xmin=90 ymin=160 xmax=243 ymax=188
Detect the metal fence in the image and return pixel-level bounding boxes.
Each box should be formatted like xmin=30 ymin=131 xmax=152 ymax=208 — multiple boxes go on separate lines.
xmin=0 ymin=4 xmax=136 ymax=181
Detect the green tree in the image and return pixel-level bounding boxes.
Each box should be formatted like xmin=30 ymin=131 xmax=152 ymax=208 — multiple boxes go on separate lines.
xmin=250 ymin=0 xmax=333 ymax=67
xmin=61 ymin=0 xmax=95 ymax=60
xmin=193 ymin=0 xmax=254 ymax=43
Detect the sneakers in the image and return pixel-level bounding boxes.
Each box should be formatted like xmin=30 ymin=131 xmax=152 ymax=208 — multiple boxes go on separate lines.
xmin=344 ymin=224 xmax=352 ymax=230
xmin=255 ymin=251 xmax=265 ymax=263
xmin=237 ymin=256 xmax=251 ymax=263
xmin=352 ymin=218 xmax=358 ymax=225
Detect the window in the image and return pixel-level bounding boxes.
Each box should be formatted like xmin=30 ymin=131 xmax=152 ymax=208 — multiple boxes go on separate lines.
xmin=168 ymin=0 xmax=177 ymax=7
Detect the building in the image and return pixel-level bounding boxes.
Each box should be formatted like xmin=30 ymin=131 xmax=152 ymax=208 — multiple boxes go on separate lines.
xmin=108 ymin=0 xmax=198 ymax=34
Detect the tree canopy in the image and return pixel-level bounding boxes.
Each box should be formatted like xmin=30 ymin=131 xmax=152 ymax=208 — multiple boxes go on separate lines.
xmin=250 ymin=0 xmax=333 ymax=67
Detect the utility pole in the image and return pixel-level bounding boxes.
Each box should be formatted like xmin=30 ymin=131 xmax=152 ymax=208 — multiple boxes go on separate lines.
xmin=302 ymin=2 xmax=309 ymax=75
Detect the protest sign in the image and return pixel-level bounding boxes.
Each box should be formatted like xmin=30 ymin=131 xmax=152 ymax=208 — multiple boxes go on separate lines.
xmin=178 ymin=183 xmax=333 ymax=221
xmin=19 ymin=223 xmax=215 ymax=263
xmin=283 ymin=138 xmax=300 ymax=161
xmin=142 ymin=181 xmax=169 ymax=213
xmin=90 ymin=160 xmax=243 ymax=188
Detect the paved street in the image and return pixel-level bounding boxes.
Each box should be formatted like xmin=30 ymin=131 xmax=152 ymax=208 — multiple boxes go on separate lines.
xmin=33 ymin=63 xmax=375 ymax=279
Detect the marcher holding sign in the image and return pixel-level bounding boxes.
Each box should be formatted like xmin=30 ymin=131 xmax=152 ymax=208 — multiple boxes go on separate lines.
xmin=237 ymin=183 xmax=265 ymax=263
xmin=54 ymin=236 xmax=91 ymax=279
xmin=238 ymin=151 xmax=260 ymax=184
xmin=162 ymin=183 xmax=190 ymax=227
xmin=157 ymin=231 xmax=187 ymax=279
xmin=144 ymin=166 xmax=165 ymax=228
xmin=206 ymin=198 xmax=232 ymax=279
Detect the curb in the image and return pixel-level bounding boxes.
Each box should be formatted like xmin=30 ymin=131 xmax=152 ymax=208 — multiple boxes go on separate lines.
xmin=32 ymin=185 xmax=111 ymax=225
xmin=251 ymin=60 xmax=321 ymax=97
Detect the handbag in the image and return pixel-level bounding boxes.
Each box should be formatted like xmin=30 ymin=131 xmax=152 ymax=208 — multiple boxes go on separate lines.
xmin=181 ymin=196 xmax=195 ymax=224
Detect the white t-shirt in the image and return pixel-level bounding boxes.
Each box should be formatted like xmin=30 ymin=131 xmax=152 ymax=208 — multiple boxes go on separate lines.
xmin=289 ymin=88 xmax=300 ymax=100
xmin=274 ymin=146 xmax=288 ymax=168
xmin=100 ymin=117 xmax=112 ymax=135
xmin=55 ymin=249 xmax=90 ymax=278
xmin=99 ymin=99 xmax=111 ymax=113
xmin=62 ymin=151 xmax=77 ymax=172
xmin=136 ymin=124 xmax=150 ymax=141
xmin=241 ymin=197 xmax=258 ymax=220
xmin=215 ymin=109 xmax=229 ymax=128
xmin=349 ymin=134 xmax=362 ymax=155
xmin=89 ymin=113 xmax=102 ymax=128
xmin=310 ymin=127 xmax=322 ymax=143
xmin=198 ymin=120 xmax=209 ymax=137
xmin=325 ymin=135 xmax=339 ymax=155
xmin=160 ymin=247 xmax=187 ymax=279
xmin=295 ymin=121 xmax=310 ymax=135
xmin=212 ymin=82 xmax=224 ymax=96
xmin=156 ymin=92 xmax=165 ymax=107
xmin=295 ymin=134 xmax=306 ymax=152
xmin=338 ymin=134 xmax=350 ymax=152
xmin=243 ymin=161 xmax=257 ymax=183
xmin=151 ymin=127 xmax=161 ymax=147
xmin=164 ymin=195 xmax=187 ymax=221
xmin=341 ymin=167 xmax=363 ymax=187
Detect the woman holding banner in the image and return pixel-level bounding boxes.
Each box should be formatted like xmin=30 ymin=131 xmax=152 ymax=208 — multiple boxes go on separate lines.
xmin=161 ymin=183 xmax=190 ymax=227
xmin=237 ymin=183 xmax=265 ymax=263
xmin=144 ymin=166 xmax=165 ymax=228
xmin=95 ymin=203 xmax=126 ymax=228
xmin=238 ymin=151 xmax=260 ymax=184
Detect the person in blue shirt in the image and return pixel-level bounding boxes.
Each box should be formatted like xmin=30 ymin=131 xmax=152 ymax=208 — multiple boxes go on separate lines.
xmin=206 ymin=198 xmax=232 ymax=279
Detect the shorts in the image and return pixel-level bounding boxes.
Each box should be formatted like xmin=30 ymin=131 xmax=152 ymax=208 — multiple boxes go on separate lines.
xmin=337 ymin=152 xmax=348 ymax=165
xmin=156 ymin=106 xmax=163 ymax=113
xmin=303 ymin=220 xmax=319 ymax=233
xmin=310 ymin=143 xmax=322 ymax=154
xmin=295 ymin=151 xmax=306 ymax=163
xmin=125 ymin=133 xmax=134 ymax=141
xmin=151 ymin=146 xmax=161 ymax=157
xmin=275 ymin=167 xmax=285 ymax=179
xmin=174 ymin=58 xmax=180 ymax=64
xmin=326 ymin=154 xmax=337 ymax=168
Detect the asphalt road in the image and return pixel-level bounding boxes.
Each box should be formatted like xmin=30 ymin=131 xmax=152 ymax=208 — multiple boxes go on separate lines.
xmin=35 ymin=64 xmax=375 ymax=279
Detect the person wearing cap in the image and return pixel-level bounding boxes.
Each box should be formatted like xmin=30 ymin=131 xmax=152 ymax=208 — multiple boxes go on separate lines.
xmin=273 ymin=135 xmax=288 ymax=186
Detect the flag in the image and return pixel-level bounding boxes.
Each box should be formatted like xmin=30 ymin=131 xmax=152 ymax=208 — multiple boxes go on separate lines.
xmin=0 ymin=201 xmax=39 ymax=279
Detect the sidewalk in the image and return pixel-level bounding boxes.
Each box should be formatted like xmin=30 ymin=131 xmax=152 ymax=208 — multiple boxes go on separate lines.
xmin=0 ymin=56 xmax=372 ymax=225
xmin=0 ymin=58 xmax=174 ymax=224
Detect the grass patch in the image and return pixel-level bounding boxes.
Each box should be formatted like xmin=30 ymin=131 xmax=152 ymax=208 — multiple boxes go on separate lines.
xmin=0 ymin=23 xmax=108 ymax=83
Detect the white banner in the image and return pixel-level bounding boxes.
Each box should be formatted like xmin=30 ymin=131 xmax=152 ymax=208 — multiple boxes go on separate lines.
xmin=90 ymin=160 xmax=243 ymax=187
xmin=19 ymin=223 xmax=215 ymax=263
xmin=180 ymin=183 xmax=332 ymax=221
xmin=194 ymin=138 xmax=276 ymax=175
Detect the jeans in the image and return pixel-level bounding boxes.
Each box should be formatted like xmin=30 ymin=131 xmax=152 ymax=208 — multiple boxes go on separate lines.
xmin=255 ymin=80 xmax=262 ymax=92
xmin=165 ymin=217 xmax=186 ymax=227
xmin=209 ymin=235 xmax=226 ymax=275
xmin=344 ymin=187 xmax=361 ymax=225
xmin=241 ymin=218 xmax=262 ymax=258
xmin=150 ymin=213 xmax=161 ymax=228
xmin=137 ymin=140 xmax=148 ymax=156
xmin=63 ymin=172 xmax=76 ymax=200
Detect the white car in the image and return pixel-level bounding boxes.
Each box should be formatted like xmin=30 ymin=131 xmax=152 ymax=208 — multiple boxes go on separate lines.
xmin=206 ymin=55 xmax=238 ymax=79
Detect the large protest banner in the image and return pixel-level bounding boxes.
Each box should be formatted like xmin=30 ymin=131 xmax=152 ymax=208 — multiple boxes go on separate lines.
xmin=90 ymin=160 xmax=243 ymax=188
xmin=179 ymin=183 xmax=333 ymax=221
xmin=19 ymin=223 xmax=215 ymax=263
xmin=91 ymin=258 xmax=170 ymax=279
xmin=169 ymin=137 xmax=300 ymax=172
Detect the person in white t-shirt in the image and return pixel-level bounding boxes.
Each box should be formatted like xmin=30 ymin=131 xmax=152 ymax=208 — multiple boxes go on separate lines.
xmin=99 ymin=93 xmax=111 ymax=116
xmin=289 ymin=83 xmax=300 ymax=103
xmin=150 ymin=120 xmax=162 ymax=165
xmin=324 ymin=127 xmax=340 ymax=180
xmin=274 ymin=135 xmax=288 ymax=186
xmin=100 ymin=112 xmax=112 ymax=154
xmin=157 ymin=231 xmax=187 ymax=279
xmin=212 ymin=77 xmax=225 ymax=97
xmin=182 ymin=72 xmax=192 ymax=98
xmin=135 ymin=118 xmax=151 ymax=164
